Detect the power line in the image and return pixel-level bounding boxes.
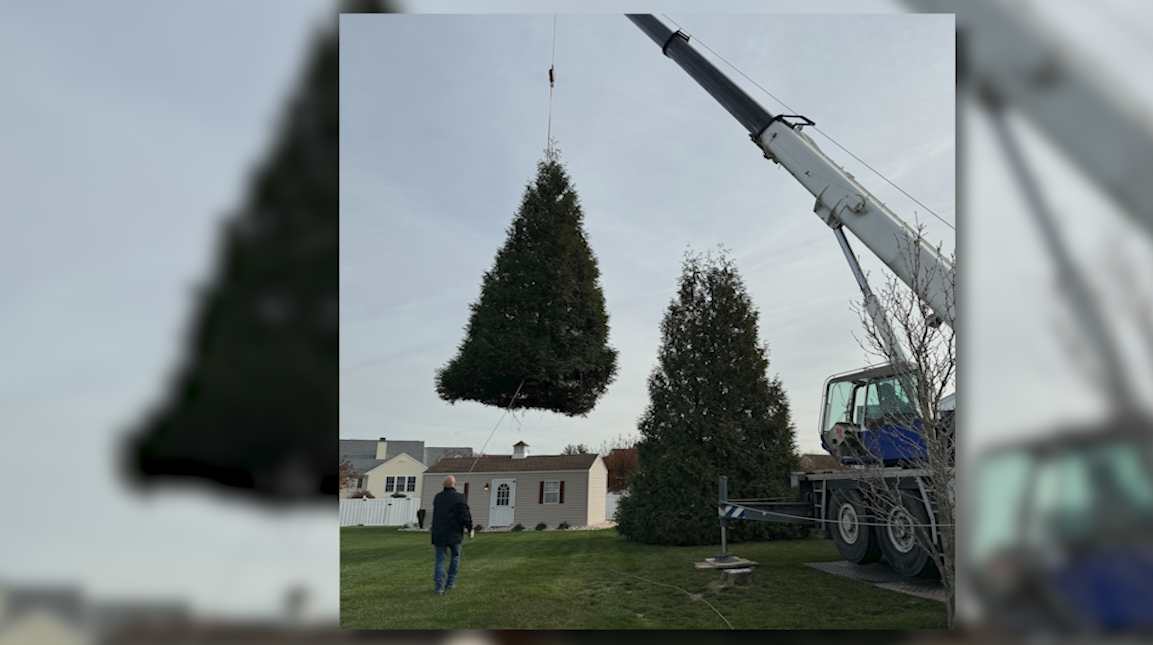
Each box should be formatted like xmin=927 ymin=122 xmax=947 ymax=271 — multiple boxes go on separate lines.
xmin=597 ymin=567 xmax=734 ymax=630
xmin=662 ymin=15 xmax=955 ymax=232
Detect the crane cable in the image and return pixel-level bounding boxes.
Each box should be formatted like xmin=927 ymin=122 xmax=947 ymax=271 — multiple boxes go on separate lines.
xmin=547 ymin=14 xmax=557 ymax=153
xmin=660 ymin=14 xmax=955 ymax=232
xmin=457 ymin=377 xmax=527 ymax=495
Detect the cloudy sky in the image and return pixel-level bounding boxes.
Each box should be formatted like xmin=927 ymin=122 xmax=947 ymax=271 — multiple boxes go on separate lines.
xmin=340 ymin=12 xmax=956 ymax=459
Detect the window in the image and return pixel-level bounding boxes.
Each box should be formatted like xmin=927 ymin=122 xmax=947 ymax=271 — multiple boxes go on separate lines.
xmin=385 ymin=476 xmax=395 ymax=492
xmin=852 ymin=376 xmax=916 ymax=427
xmin=823 ymin=380 xmax=855 ymax=434
xmin=406 ymin=476 xmax=417 ymax=492
xmin=356 ymin=477 xmax=364 ymax=489
xmin=496 ymin=483 xmax=510 ymax=506
xmin=544 ymin=481 xmax=560 ymax=504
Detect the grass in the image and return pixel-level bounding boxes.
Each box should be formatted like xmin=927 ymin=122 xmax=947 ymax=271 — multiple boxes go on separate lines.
xmin=340 ymin=527 xmax=946 ymax=629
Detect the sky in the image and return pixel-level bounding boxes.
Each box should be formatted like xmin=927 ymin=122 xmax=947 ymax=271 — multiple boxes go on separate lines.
xmin=340 ymin=12 xmax=956 ymax=460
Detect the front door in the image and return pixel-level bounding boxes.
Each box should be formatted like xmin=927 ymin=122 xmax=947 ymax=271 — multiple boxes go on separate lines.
xmin=489 ymin=478 xmax=516 ymax=527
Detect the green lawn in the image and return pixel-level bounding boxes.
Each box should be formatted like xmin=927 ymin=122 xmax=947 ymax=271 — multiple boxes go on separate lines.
xmin=340 ymin=527 xmax=946 ymax=629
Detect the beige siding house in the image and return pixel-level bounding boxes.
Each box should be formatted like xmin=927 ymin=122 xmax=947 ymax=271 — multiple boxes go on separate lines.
xmin=365 ymin=453 xmax=427 ymax=500
xmin=339 ymin=438 xmax=472 ymax=499
xmin=421 ymin=443 xmax=608 ymax=529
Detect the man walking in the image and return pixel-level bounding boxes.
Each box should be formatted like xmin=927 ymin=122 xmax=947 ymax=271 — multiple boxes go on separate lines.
xmin=431 ymin=474 xmax=473 ymax=595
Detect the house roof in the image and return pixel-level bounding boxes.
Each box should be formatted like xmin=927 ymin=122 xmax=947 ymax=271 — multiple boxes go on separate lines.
xmin=425 ymin=454 xmax=598 ymax=474
xmin=345 ymin=457 xmax=383 ymax=476
xmin=339 ymin=439 xmax=473 ymax=475
xmin=423 ymin=446 xmax=472 ymax=465
xmin=365 ymin=452 xmax=425 ymax=473
xmin=0 ymin=585 xmax=85 ymax=629
xmin=338 ymin=439 xmax=377 ymax=460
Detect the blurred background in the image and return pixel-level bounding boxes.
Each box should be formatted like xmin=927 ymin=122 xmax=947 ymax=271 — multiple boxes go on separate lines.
xmin=2 ymin=0 xmax=1152 ymax=641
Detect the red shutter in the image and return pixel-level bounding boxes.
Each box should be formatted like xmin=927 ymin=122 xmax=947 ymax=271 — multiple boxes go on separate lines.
xmin=464 ymin=483 xmax=469 ymax=497
xmin=539 ymin=482 xmax=544 ymax=504
xmin=560 ymin=481 xmax=565 ymax=504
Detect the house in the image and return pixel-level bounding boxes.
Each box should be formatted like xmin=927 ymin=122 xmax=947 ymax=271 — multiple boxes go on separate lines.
xmin=420 ymin=442 xmax=608 ymax=529
xmin=338 ymin=438 xmax=473 ymax=500
xmin=0 ymin=580 xmax=188 ymax=645
xmin=603 ymin=447 xmax=638 ymax=493
xmin=0 ymin=585 xmax=86 ymax=645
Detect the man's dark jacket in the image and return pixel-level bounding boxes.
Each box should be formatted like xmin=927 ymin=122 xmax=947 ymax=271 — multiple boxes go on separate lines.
xmin=431 ymin=486 xmax=473 ymax=546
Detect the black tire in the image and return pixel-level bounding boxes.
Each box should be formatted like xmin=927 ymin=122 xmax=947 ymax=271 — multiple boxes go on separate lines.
xmin=878 ymin=491 xmax=940 ymax=578
xmin=829 ymin=489 xmax=882 ymax=564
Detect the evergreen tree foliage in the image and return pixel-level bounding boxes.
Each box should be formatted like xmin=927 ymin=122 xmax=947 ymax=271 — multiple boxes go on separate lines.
xmin=123 ymin=1 xmax=376 ymax=502
xmin=616 ymin=249 xmax=803 ymax=545
xmin=436 ymin=149 xmax=618 ymax=416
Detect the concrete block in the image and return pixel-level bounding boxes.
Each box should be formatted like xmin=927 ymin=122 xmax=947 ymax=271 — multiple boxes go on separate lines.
xmin=719 ymin=567 xmax=755 ymax=586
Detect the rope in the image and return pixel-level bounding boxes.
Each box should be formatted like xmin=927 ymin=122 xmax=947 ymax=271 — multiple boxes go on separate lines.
xmin=458 ymin=377 xmax=527 ymax=490
xmin=547 ymin=14 xmax=557 ymax=152
xmin=597 ymin=567 xmax=734 ymax=630
xmin=660 ymin=14 xmax=955 ymax=232
xmin=724 ymin=505 xmax=954 ymax=528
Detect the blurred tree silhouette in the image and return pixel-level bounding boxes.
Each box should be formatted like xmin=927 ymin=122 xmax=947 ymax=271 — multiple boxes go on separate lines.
xmin=124 ymin=0 xmax=392 ymax=503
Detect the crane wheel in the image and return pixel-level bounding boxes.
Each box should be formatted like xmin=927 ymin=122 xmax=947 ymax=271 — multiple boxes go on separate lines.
xmin=878 ymin=491 xmax=940 ymax=578
xmin=829 ymin=489 xmax=882 ymax=564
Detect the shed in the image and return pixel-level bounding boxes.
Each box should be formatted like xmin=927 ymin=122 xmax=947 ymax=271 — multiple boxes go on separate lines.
xmin=421 ymin=447 xmax=607 ymax=529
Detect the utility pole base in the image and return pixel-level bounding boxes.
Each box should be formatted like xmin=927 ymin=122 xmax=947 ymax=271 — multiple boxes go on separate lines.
xmin=694 ymin=557 xmax=759 ymax=570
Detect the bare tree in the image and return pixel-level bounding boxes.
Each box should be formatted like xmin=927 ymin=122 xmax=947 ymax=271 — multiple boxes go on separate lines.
xmin=338 ymin=457 xmax=358 ymax=492
xmin=561 ymin=443 xmax=591 ymax=455
xmin=847 ymin=222 xmax=957 ymax=627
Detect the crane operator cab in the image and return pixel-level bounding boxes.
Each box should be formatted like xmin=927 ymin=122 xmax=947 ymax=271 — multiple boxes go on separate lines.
xmin=971 ymin=418 xmax=1153 ymax=631
xmin=820 ymin=363 xmax=940 ymax=465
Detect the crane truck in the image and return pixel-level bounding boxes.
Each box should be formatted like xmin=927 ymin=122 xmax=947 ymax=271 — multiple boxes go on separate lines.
xmin=626 ymin=14 xmax=956 ymax=579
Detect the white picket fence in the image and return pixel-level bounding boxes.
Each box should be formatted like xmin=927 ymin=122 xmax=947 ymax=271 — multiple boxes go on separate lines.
xmin=340 ymin=498 xmax=421 ymax=527
xmin=605 ymin=492 xmax=625 ymax=521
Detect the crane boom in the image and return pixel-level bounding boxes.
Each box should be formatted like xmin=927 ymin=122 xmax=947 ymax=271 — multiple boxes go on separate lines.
xmin=627 ymin=14 xmax=955 ymax=326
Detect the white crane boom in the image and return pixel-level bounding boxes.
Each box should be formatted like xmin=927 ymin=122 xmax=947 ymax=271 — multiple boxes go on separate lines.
xmin=627 ymin=15 xmax=955 ymax=327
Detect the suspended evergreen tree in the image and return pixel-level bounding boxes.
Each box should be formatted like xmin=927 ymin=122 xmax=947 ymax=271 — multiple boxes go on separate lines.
xmin=122 ymin=0 xmax=393 ymax=502
xmin=436 ymin=147 xmax=618 ymax=416
xmin=616 ymin=249 xmax=803 ymax=545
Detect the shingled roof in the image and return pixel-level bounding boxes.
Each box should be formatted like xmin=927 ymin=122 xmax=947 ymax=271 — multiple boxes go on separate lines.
xmin=425 ymin=454 xmax=598 ymax=474
xmin=338 ymin=439 xmax=473 ymax=475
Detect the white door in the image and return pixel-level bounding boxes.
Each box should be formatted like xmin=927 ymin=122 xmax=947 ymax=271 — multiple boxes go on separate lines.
xmin=489 ymin=478 xmax=516 ymax=527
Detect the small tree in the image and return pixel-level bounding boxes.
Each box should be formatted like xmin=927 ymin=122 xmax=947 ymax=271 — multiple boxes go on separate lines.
xmin=435 ymin=147 xmax=618 ymax=416
xmin=848 ymin=223 xmax=956 ymax=626
xmin=616 ymin=249 xmax=802 ymax=546
xmin=561 ymin=443 xmax=591 ymax=455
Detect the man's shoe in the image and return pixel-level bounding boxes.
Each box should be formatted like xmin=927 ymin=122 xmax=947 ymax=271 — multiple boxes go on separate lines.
xmin=435 ymin=589 xmax=444 ymax=596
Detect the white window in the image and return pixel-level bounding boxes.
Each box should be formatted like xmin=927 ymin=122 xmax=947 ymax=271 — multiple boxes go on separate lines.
xmin=356 ymin=477 xmax=364 ymax=489
xmin=544 ymin=481 xmax=560 ymax=504
xmin=497 ymin=483 xmax=510 ymax=506
xmin=385 ymin=476 xmax=395 ymax=492
xmin=406 ymin=476 xmax=417 ymax=492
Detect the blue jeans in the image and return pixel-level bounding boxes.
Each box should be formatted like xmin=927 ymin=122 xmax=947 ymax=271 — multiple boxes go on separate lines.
xmin=434 ymin=542 xmax=462 ymax=592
